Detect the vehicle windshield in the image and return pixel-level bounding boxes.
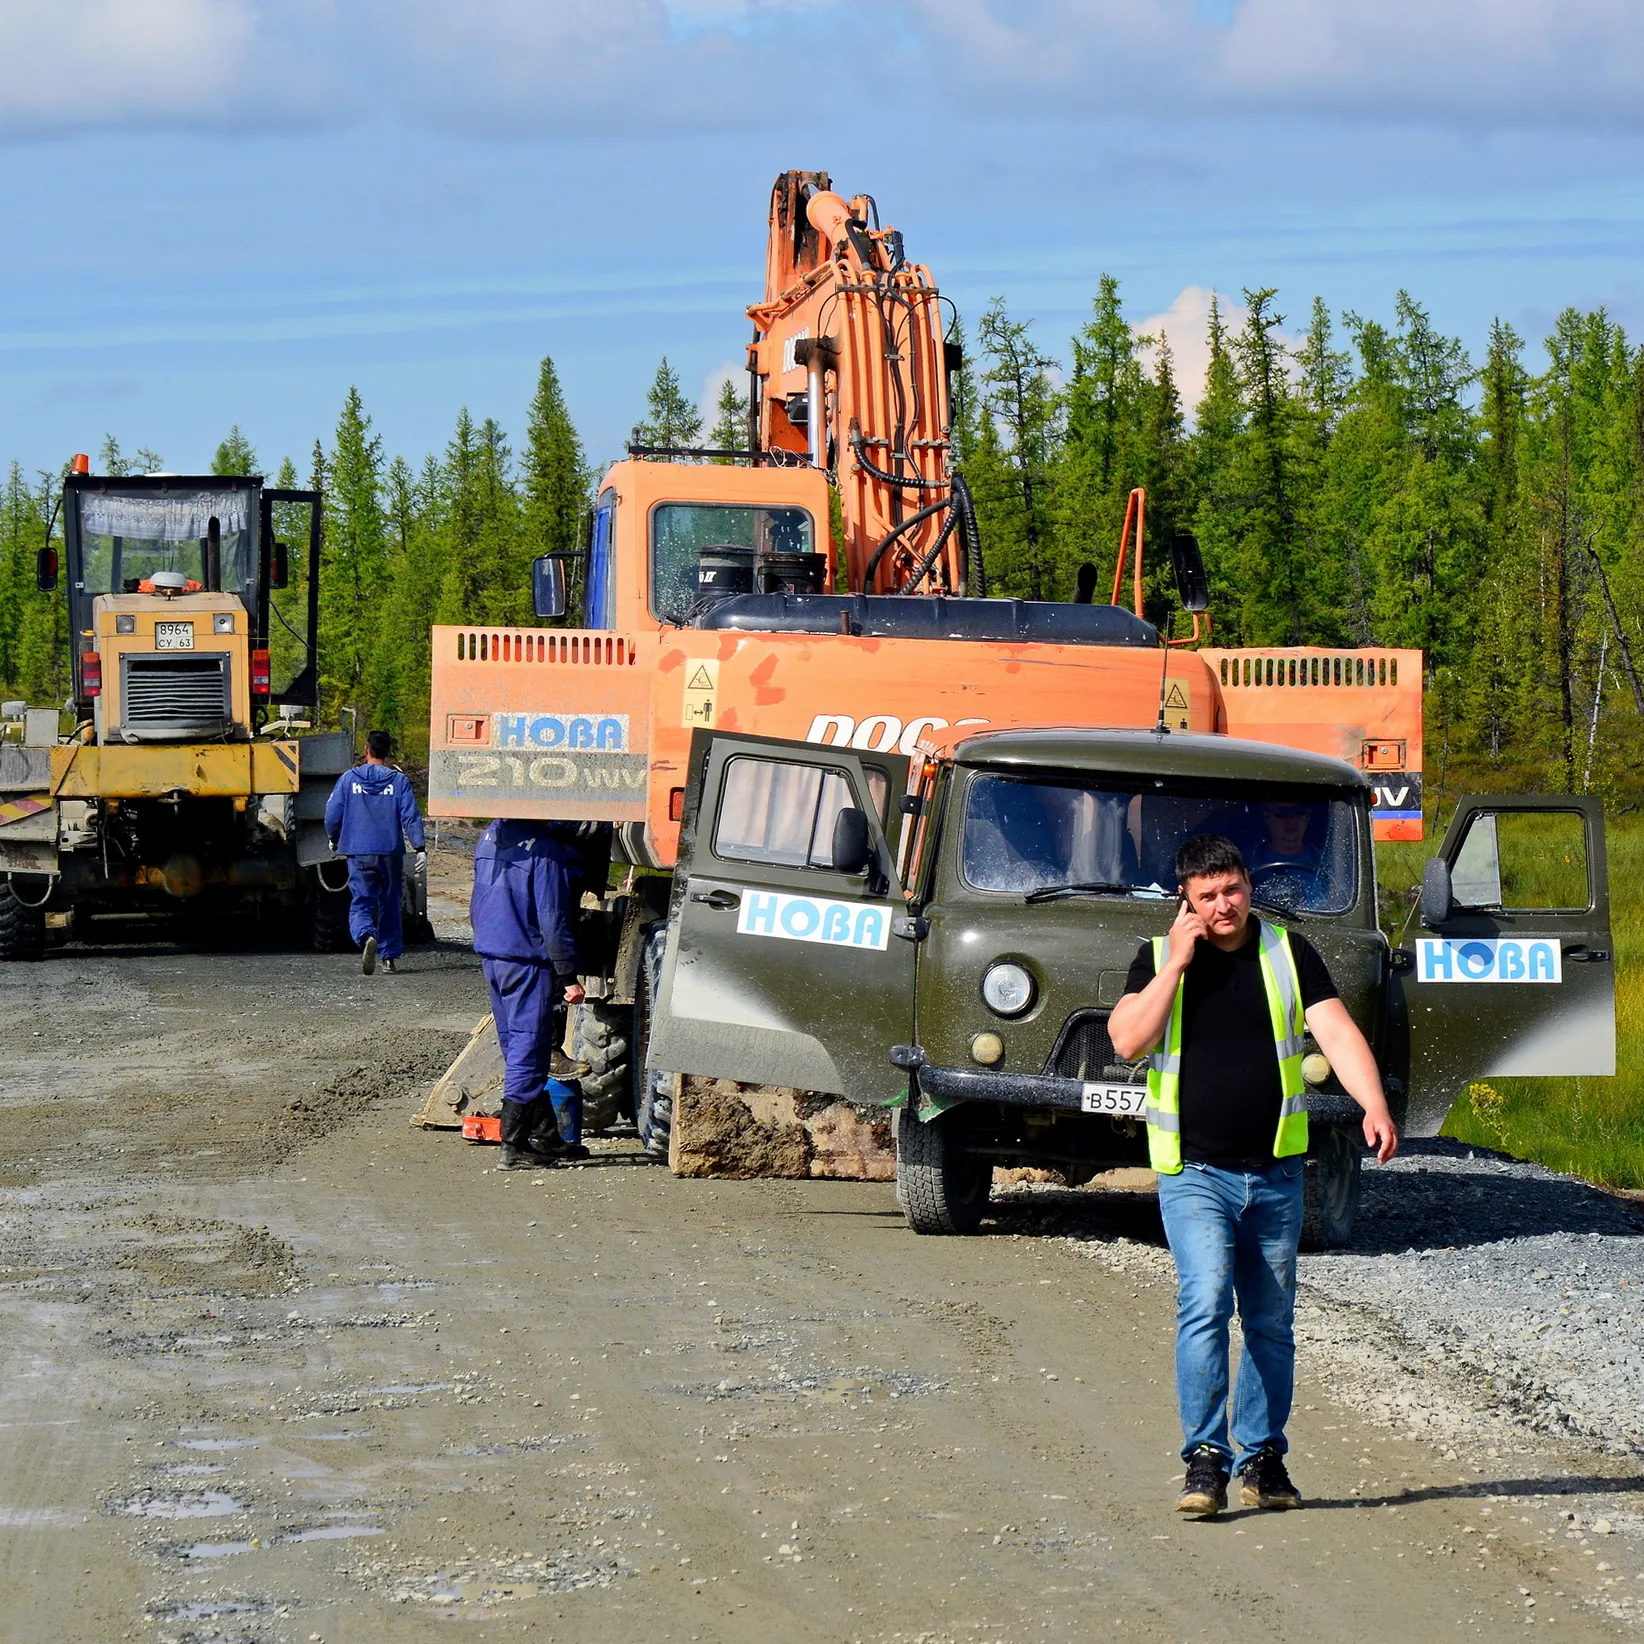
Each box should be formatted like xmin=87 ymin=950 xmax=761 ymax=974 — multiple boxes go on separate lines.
xmin=651 ymin=502 xmax=815 ymax=621
xmin=961 ymin=771 xmax=1361 ymax=914
xmin=75 ymin=489 xmax=257 ymax=605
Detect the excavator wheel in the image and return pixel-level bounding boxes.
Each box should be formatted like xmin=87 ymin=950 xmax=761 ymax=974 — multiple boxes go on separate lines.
xmin=0 ymin=875 xmax=47 ymax=962
xmin=633 ymin=924 xmax=672 ymax=1159
xmin=307 ymin=865 xmax=353 ymax=953
xmin=568 ymin=999 xmax=634 ymax=1134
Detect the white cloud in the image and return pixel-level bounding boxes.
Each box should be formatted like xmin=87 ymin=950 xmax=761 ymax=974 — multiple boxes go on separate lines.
xmin=1133 ymin=286 xmax=1243 ymax=413
xmin=2 ymin=0 xmax=1641 ymax=136
xmin=0 ymin=0 xmax=331 ymax=132
xmin=910 ymin=0 xmax=1644 ymax=127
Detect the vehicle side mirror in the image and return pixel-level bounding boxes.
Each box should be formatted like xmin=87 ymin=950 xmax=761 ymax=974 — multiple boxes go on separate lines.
xmin=1419 ymin=857 xmax=1453 ymax=927
xmin=270 ymin=540 xmax=290 ymax=590
xmin=36 ymin=545 xmax=58 ymax=592
xmin=533 ymin=555 xmax=568 ymax=620
xmin=831 ymin=807 xmax=872 ymax=876
xmin=1169 ymin=531 xmax=1209 ymax=613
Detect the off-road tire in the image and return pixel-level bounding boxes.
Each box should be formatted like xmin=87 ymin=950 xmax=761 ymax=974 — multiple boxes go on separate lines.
xmin=0 ymin=876 xmax=47 ymax=961
xmin=401 ymin=850 xmax=435 ymax=945
xmin=896 ymin=1106 xmax=991 ymax=1235
xmin=633 ymin=924 xmax=672 ymax=1159
xmin=1300 ymin=1124 xmax=1361 ymax=1251
xmin=307 ymin=864 xmax=352 ymax=953
xmin=568 ymin=998 xmax=635 ymax=1134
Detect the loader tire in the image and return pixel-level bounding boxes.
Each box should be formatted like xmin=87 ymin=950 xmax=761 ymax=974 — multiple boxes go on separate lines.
xmin=895 ymin=1106 xmax=990 ymax=1235
xmin=401 ymin=849 xmax=436 ymax=945
xmin=633 ymin=924 xmax=672 ymax=1160
xmin=0 ymin=875 xmax=47 ymax=962
xmin=1300 ymin=1124 xmax=1361 ymax=1251
xmin=307 ymin=864 xmax=352 ymax=954
xmin=568 ymin=998 xmax=634 ymax=1134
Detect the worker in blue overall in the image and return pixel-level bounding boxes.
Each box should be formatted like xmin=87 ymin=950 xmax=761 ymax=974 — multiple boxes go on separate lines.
xmin=324 ymin=730 xmax=426 ymax=974
xmin=471 ymin=818 xmax=590 ymax=1169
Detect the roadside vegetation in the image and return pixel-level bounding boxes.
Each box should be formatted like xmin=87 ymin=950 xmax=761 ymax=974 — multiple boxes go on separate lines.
xmin=1377 ymin=827 xmax=1644 ymax=1191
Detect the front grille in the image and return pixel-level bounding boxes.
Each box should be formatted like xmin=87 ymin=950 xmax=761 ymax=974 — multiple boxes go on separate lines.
xmin=120 ymin=654 xmax=231 ymax=737
xmin=1043 ymin=1010 xmax=1146 ymax=1083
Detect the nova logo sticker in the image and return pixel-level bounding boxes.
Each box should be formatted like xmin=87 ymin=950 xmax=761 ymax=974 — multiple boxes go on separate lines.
xmin=492 ymin=713 xmax=628 ymax=752
xmin=1418 ymin=938 xmax=1562 ymax=983
xmin=736 ymin=889 xmax=892 ymax=951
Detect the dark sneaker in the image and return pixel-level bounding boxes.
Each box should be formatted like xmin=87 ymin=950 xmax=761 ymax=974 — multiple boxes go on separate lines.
xmin=381 ymin=957 xmax=397 ymax=973
xmin=1176 ymin=1445 xmax=1229 ymax=1518
xmin=361 ymin=935 xmax=377 ymax=975
xmin=1239 ymin=1446 xmax=1302 ymax=1510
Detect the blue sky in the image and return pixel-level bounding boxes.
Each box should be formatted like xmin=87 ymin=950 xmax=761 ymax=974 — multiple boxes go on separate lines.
xmin=2 ymin=0 xmax=1643 ymax=481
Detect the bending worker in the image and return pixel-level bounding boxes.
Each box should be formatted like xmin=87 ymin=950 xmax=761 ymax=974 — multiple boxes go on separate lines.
xmin=470 ymin=818 xmax=589 ymax=1169
xmin=324 ymin=730 xmax=425 ymax=974
xmin=1109 ymin=832 xmax=1398 ymax=1519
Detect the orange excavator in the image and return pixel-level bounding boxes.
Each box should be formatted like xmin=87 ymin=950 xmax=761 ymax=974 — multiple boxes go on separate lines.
xmin=417 ymin=169 xmax=1423 ymax=1159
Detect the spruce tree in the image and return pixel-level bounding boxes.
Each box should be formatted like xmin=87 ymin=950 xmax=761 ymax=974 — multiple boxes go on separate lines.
xmin=522 ymin=353 xmax=588 ymax=569
xmin=318 ymin=389 xmax=387 ymax=730
xmin=210 ymin=426 xmax=258 ymax=477
xmin=634 ymin=358 xmax=703 ymax=454
xmin=709 ymin=376 xmax=750 ymax=458
xmin=976 ymin=298 xmax=1059 ymax=599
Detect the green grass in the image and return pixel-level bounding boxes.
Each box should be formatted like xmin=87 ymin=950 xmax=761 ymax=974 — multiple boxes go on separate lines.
xmin=1375 ymin=827 xmax=1644 ymax=1190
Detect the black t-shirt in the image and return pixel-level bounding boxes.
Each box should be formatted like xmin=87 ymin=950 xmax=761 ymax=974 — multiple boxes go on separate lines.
xmin=1122 ymin=918 xmax=1339 ymax=1171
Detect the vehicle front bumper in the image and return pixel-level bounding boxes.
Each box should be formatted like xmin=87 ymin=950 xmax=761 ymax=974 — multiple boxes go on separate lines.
xmin=890 ymin=1046 xmax=1365 ymax=1126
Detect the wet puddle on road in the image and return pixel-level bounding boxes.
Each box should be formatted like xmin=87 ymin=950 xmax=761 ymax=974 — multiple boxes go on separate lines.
xmin=116 ymin=1490 xmax=244 ymax=1519
xmin=282 ymin=1523 xmax=386 ymax=1542
xmin=177 ymin=1436 xmax=262 ymax=1451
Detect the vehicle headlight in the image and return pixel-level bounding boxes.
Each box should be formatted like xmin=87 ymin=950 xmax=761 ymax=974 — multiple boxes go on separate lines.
xmin=213 ymin=613 xmax=235 ymax=633
xmin=981 ymin=961 xmax=1035 ymax=1017
xmin=115 ymin=615 xmax=135 ymax=634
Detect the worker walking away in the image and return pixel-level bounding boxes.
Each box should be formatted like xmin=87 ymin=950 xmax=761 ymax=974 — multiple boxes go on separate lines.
xmin=324 ymin=730 xmax=426 ymax=974
xmin=471 ymin=819 xmax=589 ymax=1169
xmin=1108 ymin=833 xmax=1398 ymax=1519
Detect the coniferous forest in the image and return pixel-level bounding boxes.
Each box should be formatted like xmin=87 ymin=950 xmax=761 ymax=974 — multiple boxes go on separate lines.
xmin=2 ymin=280 xmax=1641 ymax=806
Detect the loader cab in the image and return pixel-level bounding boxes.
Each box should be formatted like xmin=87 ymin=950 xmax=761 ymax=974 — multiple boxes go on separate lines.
xmin=47 ymin=472 xmax=321 ymax=738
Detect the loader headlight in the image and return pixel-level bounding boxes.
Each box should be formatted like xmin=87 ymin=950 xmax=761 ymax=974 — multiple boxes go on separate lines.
xmin=981 ymin=961 xmax=1034 ymax=1017
xmin=214 ymin=613 xmax=235 ymax=633
xmin=115 ymin=615 xmax=135 ymax=634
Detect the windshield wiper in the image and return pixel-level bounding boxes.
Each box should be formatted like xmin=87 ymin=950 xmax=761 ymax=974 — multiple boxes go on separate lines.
xmin=1024 ymin=881 xmax=1138 ymax=904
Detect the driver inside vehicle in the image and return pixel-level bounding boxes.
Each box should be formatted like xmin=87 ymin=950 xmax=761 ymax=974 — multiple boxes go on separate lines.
xmin=1242 ymin=801 xmax=1329 ymax=909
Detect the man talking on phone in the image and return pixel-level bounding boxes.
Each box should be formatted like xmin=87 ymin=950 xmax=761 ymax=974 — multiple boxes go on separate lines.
xmin=1109 ymin=832 xmax=1398 ymax=1518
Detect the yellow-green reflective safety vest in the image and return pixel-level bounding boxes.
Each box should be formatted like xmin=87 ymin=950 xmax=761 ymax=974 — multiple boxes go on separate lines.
xmin=1144 ymin=920 xmax=1310 ymax=1174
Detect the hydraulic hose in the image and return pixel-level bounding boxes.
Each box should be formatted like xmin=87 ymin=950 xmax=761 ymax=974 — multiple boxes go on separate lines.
xmin=898 ymin=499 xmax=960 ymax=595
xmin=864 ymin=493 xmax=952 ymax=588
xmin=849 ymin=425 xmax=949 ymax=492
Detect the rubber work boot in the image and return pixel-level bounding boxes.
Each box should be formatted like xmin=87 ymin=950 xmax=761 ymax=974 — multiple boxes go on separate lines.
xmin=361 ymin=935 xmax=377 ymax=976
xmin=498 ymin=1098 xmax=560 ymax=1170
xmin=1175 ymin=1445 xmax=1230 ymax=1518
xmin=1238 ymin=1446 xmax=1302 ymax=1510
xmin=534 ymin=1077 xmax=590 ymax=1162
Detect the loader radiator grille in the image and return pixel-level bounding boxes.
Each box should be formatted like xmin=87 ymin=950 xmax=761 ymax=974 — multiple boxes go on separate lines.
xmin=120 ymin=654 xmax=231 ymax=736
xmin=1043 ymin=1011 xmax=1146 ymax=1084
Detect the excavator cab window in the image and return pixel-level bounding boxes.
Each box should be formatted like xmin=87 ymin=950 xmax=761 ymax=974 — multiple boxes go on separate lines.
xmin=650 ymin=502 xmax=815 ymax=622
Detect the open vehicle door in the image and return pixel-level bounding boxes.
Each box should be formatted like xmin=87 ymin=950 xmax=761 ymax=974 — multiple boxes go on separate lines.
xmin=647 ymin=730 xmax=914 ymax=1101
xmin=1397 ymin=795 xmax=1613 ymax=1135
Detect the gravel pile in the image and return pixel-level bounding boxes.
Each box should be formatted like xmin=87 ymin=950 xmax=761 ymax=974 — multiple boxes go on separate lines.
xmin=1303 ymin=1141 xmax=1644 ymax=1456
xmin=1037 ymin=1140 xmax=1644 ymax=1461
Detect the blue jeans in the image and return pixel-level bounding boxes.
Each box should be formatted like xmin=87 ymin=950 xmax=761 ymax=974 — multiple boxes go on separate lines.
xmin=346 ymin=852 xmax=404 ymax=959
xmin=1156 ymin=1157 xmax=1304 ymax=1470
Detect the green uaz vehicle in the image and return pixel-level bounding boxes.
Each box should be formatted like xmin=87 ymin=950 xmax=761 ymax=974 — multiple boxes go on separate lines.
xmin=647 ymin=725 xmax=1614 ymax=1246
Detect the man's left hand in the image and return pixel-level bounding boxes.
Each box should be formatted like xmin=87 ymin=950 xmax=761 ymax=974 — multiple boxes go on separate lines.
xmin=562 ymin=982 xmax=586 ymax=1006
xmin=1362 ymin=1109 xmax=1399 ymax=1164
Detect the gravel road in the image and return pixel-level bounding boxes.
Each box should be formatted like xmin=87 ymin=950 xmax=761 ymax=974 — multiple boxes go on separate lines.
xmin=0 ymin=844 xmax=1640 ymax=1642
